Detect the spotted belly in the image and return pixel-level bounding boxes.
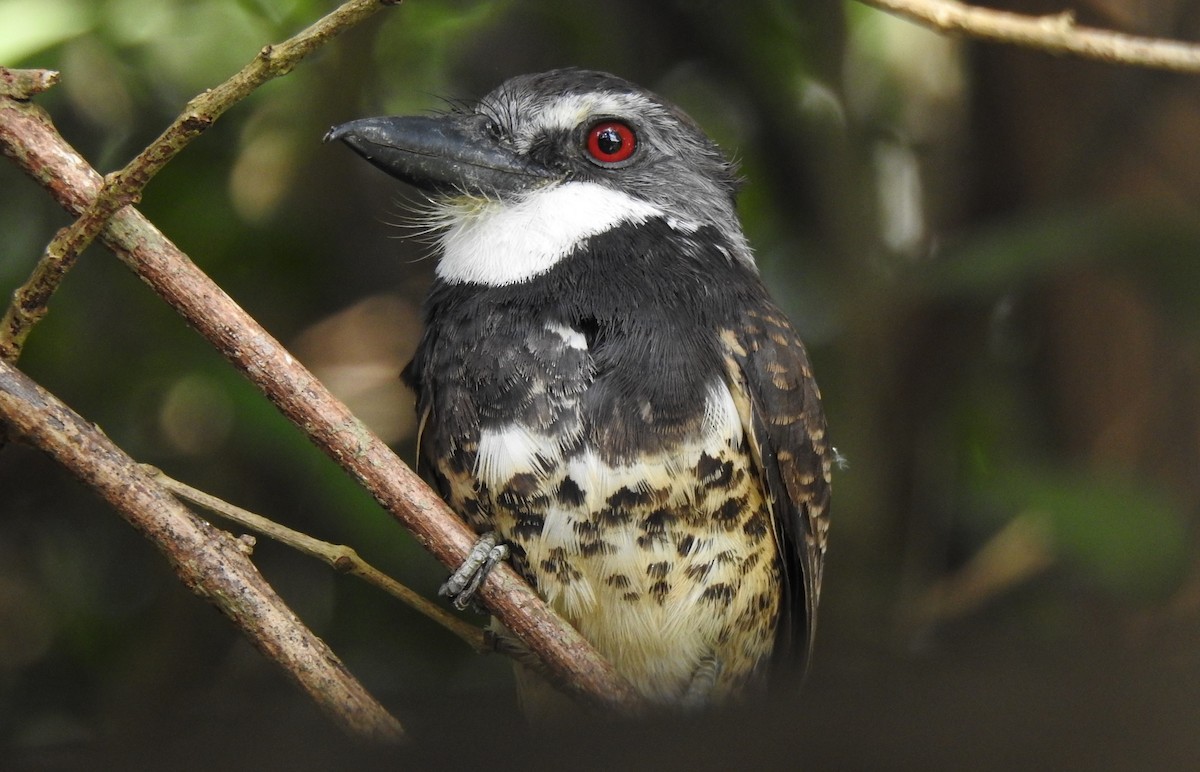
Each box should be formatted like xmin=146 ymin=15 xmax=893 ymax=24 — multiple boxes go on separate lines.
xmin=433 ymin=381 xmax=782 ymax=705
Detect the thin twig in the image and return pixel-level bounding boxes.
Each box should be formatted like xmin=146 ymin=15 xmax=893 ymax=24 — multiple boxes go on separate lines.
xmin=0 ymin=0 xmax=397 ymax=362
xmin=147 ymin=466 xmax=489 ymax=654
xmin=0 ymin=359 xmax=405 ymax=741
xmin=858 ymin=0 xmax=1200 ymax=73
xmin=0 ymin=68 xmax=59 ymax=99
xmin=903 ymin=512 xmax=1055 ymax=629
xmin=0 ymin=95 xmax=640 ymax=711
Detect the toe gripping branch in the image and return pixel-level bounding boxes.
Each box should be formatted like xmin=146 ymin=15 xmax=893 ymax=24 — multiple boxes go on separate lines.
xmin=439 ymin=532 xmax=510 ymax=611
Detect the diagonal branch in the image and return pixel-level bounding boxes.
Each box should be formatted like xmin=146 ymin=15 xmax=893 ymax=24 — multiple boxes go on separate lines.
xmin=0 ymin=359 xmax=405 ymax=742
xmin=147 ymin=466 xmax=490 ymax=654
xmin=0 ymin=0 xmax=397 ymax=363
xmin=858 ymin=0 xmax=1200 ymax=74
xmin=0 ymin=93 xmax=640 ymax=711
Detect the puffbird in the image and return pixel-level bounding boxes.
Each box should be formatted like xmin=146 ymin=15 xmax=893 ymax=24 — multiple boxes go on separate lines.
xmin=327 ymin=68 xmax=831 ymax=709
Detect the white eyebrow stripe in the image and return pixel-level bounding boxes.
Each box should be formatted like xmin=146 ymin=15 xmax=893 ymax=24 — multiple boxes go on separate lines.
xmin=526 ymin=93 xmax=660 ymax=137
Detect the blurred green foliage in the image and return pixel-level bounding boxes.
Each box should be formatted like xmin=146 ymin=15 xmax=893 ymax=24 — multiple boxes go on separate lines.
xmin=3 ymin=0 xmax=1200 ymax=767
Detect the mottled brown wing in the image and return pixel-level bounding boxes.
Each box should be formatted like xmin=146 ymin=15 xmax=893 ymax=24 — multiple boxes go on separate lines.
xmin=720 ymin=304 xmax=831 ymax=671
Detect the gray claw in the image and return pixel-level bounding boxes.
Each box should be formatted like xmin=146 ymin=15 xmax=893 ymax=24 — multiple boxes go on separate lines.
xmin=440 ymin=532 xmax=509 ymax=610
xmin=681 ymin=653 xmax=723 ymax=710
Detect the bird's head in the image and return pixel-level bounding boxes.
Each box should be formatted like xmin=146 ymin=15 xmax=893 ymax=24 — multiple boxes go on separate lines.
xmin=327 ymin=69 xmax=753 ymax=285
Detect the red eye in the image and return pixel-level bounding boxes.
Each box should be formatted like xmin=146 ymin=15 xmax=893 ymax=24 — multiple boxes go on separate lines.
xmin=586 ymin=121 xmax=637 ymax=164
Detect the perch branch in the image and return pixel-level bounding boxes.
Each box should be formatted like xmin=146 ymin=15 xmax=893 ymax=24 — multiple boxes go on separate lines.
xmin=0 ymin=94 xmax=640 ymax=711
xmin=146 ymin=466 xmax=489 ymax=654
xmin=0 ymin=0 xmax=397 ymax=362
xmin=0 ymin=68 xmax=59 ymax=99
xmin=0 ymin=359 xmax=404 ymax=741
xmin=858 ymin=0 xmax=1200 ymax=73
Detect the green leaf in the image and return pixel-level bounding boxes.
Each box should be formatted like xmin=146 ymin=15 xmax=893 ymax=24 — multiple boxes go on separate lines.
xmin=0 ymin=0 xmax=93 ymax=63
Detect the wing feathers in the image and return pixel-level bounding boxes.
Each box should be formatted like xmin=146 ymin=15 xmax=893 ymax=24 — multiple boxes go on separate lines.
xmin=722 ymin=305 xmax=830 ymax=670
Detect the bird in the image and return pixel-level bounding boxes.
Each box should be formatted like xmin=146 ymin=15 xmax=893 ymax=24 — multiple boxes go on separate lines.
xmin=327 ymin=68 xmax=831 ymax=711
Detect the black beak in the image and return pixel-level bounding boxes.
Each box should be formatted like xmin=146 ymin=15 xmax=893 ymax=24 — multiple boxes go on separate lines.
xmin=324 ymin=114 xmax=554 ymax=196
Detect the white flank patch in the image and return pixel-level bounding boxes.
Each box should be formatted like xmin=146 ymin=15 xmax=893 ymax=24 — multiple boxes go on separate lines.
xmin=702 ymin=381 xmax=744 ymax=447
xmin=475 ymin=424 xmax=553 ymax=489
xmin=545 ymin=322 xmax=588 ymax=350
xmin=436 ymin=182 xmax=663 ymax=286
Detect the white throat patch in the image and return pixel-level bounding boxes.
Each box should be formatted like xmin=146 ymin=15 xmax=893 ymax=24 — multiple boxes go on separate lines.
xmin=435 ymin=181 xmax=663 ymax=286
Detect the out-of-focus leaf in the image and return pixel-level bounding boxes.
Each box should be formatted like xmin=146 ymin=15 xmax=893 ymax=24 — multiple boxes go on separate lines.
xmin=371 ymin=0 xmax=509 ymax=113
xmin=981 ymin=466 xmax=1189 ymax=599
xmin=915 ymin=207 xmax=1200 ymax=322
xmin=0 ymin=0 xmax=92 ymax=63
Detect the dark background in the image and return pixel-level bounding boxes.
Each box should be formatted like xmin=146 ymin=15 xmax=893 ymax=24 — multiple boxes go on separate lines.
xmin=3 ymin=0 xmax=1200 ymax=768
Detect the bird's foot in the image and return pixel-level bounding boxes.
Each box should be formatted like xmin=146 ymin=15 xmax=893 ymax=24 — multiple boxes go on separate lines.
xmin=440 ymin=532 xmax=509 ymax=611
xmin=680 ymin=654 xmax=723 ymax=710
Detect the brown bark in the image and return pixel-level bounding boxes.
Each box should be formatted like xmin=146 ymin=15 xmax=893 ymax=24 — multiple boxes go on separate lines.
xmin=0 ymin=359 xmax=405 ymax=741
xmin=0 ymin=93 xmax=639 ymax=711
